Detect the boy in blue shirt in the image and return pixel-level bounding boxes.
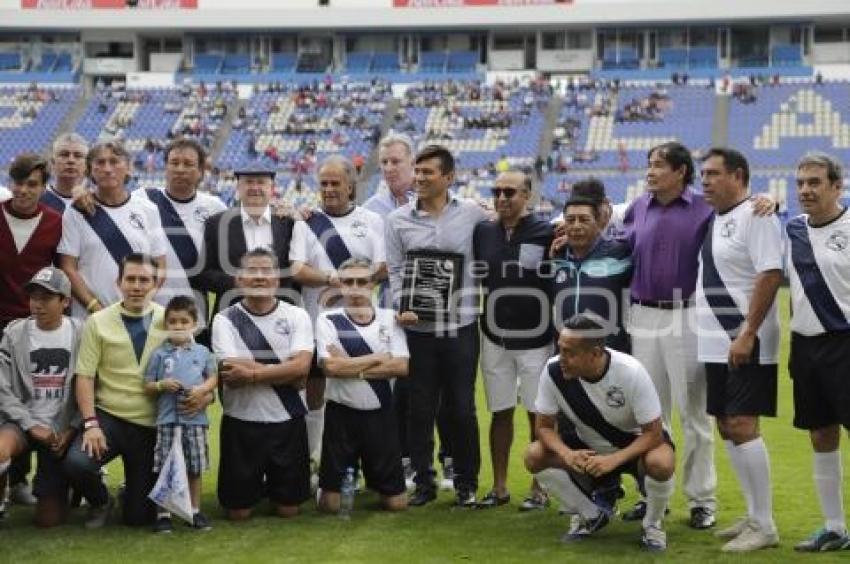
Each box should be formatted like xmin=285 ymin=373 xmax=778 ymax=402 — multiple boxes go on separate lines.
xmin=144 ymin=296 xmax=217 ymax=533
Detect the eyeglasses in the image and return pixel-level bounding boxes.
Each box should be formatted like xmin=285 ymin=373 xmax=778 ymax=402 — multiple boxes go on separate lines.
xmin=340 ymin=277 xmax=371 ymax=287
xmin=491 ymin=188 xmax=519 ymax=199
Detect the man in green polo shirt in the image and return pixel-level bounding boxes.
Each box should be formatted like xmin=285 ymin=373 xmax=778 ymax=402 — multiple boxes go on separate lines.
xmin=63 ymin=253 xmax=170 ymax=527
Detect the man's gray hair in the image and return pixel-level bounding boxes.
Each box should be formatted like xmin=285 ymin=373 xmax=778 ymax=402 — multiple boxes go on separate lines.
xmin=338 ymin=257 xmax=374 ymax=272
xmin=378 ymin=133 xmax=415 ymax=158
xmin=318 ymin=154 xmax=358 ymax=197
xmin=52 ymin=132 xmax=89 ymax=156
xmin=797 ymin=151 xmax=845 ymax=184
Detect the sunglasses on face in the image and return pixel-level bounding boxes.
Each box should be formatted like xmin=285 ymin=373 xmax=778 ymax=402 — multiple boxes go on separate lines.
xmin=491 ymin=188 xmax=519 ymax=199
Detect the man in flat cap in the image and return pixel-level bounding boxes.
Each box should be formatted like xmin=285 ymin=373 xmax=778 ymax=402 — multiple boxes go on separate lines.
xmin=194 ymin=163 xmax=296 ymax=318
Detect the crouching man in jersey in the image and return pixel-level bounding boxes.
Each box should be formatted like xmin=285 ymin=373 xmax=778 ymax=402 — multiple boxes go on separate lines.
xmin=316 ymin=257 xmax=409 ymax=512
xmin=524 ymin=313 xmax=675 ymax=552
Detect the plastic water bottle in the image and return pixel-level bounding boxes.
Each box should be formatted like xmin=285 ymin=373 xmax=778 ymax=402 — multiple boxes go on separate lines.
xmin=339 ymin=467 xmax=356 ymax=520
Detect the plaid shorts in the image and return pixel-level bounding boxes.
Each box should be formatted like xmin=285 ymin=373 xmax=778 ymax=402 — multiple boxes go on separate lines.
xmin=153 ymin=423 xmax=210 ymax=476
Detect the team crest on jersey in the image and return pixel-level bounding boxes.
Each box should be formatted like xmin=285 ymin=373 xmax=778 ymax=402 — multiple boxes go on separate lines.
xmin=605 ymin=386 xmax=625 ymax=408
xmin=719 ymin=218 xmax=736 ymax=238
xmin=193 ymin=206 xmax=210 ymax=223
xmin=826 ymin=230 xmax=849 ymax=252
xmin=378 ymin=325 xmax=391 ymax=344
xmin=274 ymin=318 xmax=291 ymax=336
xmin=555 ymin=269 xmax=567 ymax=284
xmin=350 ymin=220 xmax=368 ymax=239
xmin=128 ymin=212 xmax=145 ymax=230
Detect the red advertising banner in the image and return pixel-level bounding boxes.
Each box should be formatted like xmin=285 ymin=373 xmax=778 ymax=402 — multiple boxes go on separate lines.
xmin=22 ymin=0 xmax=197 ymax=8
xmin=394 ymin=0 xmax=571 ymax=6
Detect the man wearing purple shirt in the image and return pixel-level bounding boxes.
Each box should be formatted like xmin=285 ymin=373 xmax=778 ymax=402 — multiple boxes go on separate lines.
xmin=622 ymin=142 xmax=717 ymax=529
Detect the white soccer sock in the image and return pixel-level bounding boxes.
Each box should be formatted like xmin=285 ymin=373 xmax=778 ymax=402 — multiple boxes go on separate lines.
xmin=535 ymin=468 xmax=600 ymax=520
xmin=724 ymin=439 xmax=754 ymax=518
xmin=814 ymin=450 xmax=847 ymax=534
xmin=737 ymin=437 xmax=775 ymax=531
xmin=642 ymin=475 xmax=674 ymax=529
xmin=0 ymin=459 xmax=9 ymax=476
xmin=305 ymin=406 xmax=325 ymax=463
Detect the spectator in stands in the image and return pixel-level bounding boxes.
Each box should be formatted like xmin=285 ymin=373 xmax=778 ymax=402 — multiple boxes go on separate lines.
xmin=58 ymin=141 xmax=167 ymax=319
xmin=42 ymin=133 xmax=87 ymax=215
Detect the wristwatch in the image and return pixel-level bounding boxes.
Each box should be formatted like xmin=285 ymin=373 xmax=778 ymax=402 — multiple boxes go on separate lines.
xmin=83 ymin=418 xmax=100 ymax=431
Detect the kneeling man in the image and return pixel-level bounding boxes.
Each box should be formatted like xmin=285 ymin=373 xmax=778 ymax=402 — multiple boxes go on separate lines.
xmin=316 ymin=257 xmax=408 ymax=512
xmin=524 ymin=314 xmax=675 ymax=552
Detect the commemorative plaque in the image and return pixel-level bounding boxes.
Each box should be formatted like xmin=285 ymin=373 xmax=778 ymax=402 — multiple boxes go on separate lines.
xmin=400 ymin=249 xmax=464 ymax=323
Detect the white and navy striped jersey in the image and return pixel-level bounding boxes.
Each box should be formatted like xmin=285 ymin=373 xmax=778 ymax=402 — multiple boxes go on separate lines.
xmin=289 ymin=206 xmax=385 ymax=320
xmin=133 ymin=188 xmax=226 ymax=319
xmin=212 ymin=300 xmax=314 ymax=422
xmin=316 ymin=307 xmax=408 ymax=411
xmin=696 ymin=200 xmax=784 ymax=363
xmin=57 ymin=196 xmax=167 ymax=319
xmin=535 ymin=350 xmax=662 ymax=455
xmin=786 ymin=208 xmax=850 ymax=336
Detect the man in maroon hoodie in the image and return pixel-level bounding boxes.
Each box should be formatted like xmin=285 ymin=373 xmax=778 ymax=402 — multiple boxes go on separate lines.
xmin=0 ymin=152 xmax=62 ymax=513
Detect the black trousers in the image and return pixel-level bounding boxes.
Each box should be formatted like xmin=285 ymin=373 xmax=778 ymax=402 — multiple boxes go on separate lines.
xmin=63 ymin=410 xmax=157 ymax=526
xmin=406 ymin=323 xmax=480 ymax=492
xmin=393 ymin=378 xmax=453 ymax=463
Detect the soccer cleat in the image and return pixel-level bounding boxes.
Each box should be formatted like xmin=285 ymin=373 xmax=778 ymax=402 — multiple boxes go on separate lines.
xmin=622 ymin=500 xmax=646 ymax=521
xmin=9 ymin=483 xmax=37 ymax=506
xmin=715 ymin=516 xmax=751 ymax=540
xmin=689 ymin=506 xmax=716 ymax=529
xmin=794 ymin=527 xmax=850 ymax=552
xmin=518 ymin=491 xmax=549 ymax=512
xmin=476 ymin=490 xmax=510 ymax=509
xmin=640 ymin=524 xmax=668 ymax=552
xmin=561 ymin=511 xmax=610 ymax=543
xmin=191 ymin=512 xmax=212 ymax=531
xmin=453 ymin=489 xmax=477 ymax=509
xmin=721 ymin=521 xmax=779 ymax=552
xmin=408 ymin=485 xmax=437 ymax=507
xmin=152 ymin=516 xmax=174 ymax=534
xmin=85 ymin=496 xmax=114 ymax=529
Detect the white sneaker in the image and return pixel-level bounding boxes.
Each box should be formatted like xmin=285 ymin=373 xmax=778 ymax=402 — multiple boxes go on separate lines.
xmin=640 ymin=524 xmax=667 ymax=552
xmin=721 ymin=522 xmax=780 ymax=553
xmin=715 ymin=516 xmax=750 ymax=540
xmin=9 ymin=483 xmax=37 ymax=506
xmin=439 ymin=458 xmax=454 ymax=491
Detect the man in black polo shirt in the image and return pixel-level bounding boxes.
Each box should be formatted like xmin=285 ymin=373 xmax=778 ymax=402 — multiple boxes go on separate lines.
xmin=473 ymin=170 xmax=554 ymax=510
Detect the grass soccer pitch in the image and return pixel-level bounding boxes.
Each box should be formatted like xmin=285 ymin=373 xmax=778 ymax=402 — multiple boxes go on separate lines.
xmin=4 ymin=290 xmax=850 ymax=563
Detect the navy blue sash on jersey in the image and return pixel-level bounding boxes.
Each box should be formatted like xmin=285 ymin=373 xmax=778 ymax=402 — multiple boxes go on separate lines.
xmin=326 ymin=312 xmax=392 ymax=410
xmin=80 ymin=205 xmax=134 ymax=266
xmin=547 ymin=360 xmax=637 ymax=449
xmin=701 ymin=217 xmax=747 ymax=338
xmin=41 ymin=188 xmax=66 ymax=213
xmin=224 ymin=305 xmax=307 ymax=418
xmin=305 ymin=212 xmax=352 ymax=269
xmin=787 ymin=218 xmax=850 ymax=332
xmin=145 ymin=188 xmax=198 ymax=273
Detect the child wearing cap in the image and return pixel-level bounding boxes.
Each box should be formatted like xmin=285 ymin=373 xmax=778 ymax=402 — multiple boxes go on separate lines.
xmin=143 ymin=295 xmax=217 ymax=533
xmin=0 ymin=266 xmax=83 ymax=527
